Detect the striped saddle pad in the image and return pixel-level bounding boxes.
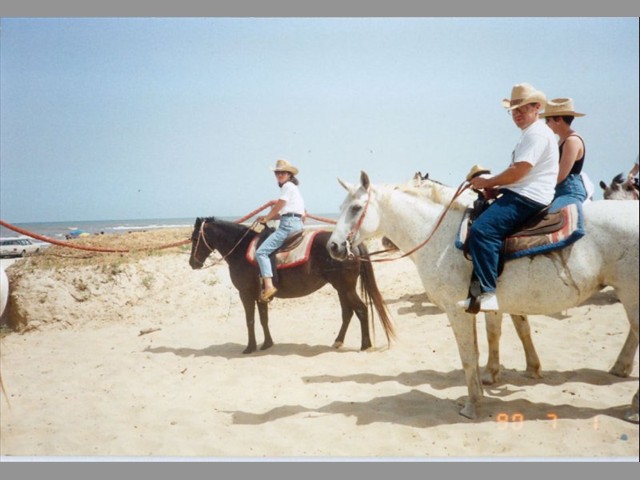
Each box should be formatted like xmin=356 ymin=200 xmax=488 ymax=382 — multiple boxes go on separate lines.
xmin=455 ymin=203 xmax=585 ymax=260
xmin=246 ymin=229 xmax=326 ymax=269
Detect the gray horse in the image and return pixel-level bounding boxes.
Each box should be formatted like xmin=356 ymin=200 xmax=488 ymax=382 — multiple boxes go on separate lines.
xmin=599 ymin=173 xmax=639 ymax=200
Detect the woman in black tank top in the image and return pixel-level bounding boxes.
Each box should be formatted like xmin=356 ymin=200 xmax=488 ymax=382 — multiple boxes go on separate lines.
xmin=539 ymin=98 xmax=589 ymax=212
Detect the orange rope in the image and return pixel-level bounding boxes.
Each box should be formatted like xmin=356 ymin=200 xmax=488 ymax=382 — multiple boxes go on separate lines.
xmin=234 ymin=201 xmax=276 ymax=223
xmin=0 ymin=204 xmax=337 ymax=255
xmin=306 ymin=213 xmax=337 ymax=224
xmin=0 ymin=219 xmax=133 ymax=253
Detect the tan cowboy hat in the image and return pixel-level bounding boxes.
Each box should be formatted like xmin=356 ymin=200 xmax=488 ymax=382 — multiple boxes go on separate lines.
xmin=539 ymin=97 xmax=585 ymax=118
xmin=466 ymin=164 xmax=491 ymax=182
xmin=270 ymin=159 xmax=299 ymax=175
xmin=502 ymin=83 xmax=547 ymax=110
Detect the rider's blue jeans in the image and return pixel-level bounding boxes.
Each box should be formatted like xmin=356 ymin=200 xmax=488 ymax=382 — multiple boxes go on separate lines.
xmin=468 ymin=189 xmax=546 ymax=295
xmin=549 ymin=173 xmax=587 ymax=213
xmin=256 ymin=215 xmax=303 ymax=278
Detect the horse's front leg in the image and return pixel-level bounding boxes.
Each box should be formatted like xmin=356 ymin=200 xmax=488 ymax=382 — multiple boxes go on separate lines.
xmin=239 ymin=291 xmax=258 ymax=354
xmin=447 ymin=309 xmax=483 ymax=419
xmin=257 ymin=301 xmax=273 ymax=350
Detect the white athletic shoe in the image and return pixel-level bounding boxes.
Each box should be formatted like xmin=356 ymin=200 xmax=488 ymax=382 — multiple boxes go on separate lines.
xmin=456 ymin=292 xmax=499 ymax=311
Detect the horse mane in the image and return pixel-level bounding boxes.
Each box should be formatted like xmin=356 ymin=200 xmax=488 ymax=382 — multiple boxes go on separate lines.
xmin=197 ymin=216 xmax=251 ymax=236
xmin=393 ymin=179 xmax=473 ymax=211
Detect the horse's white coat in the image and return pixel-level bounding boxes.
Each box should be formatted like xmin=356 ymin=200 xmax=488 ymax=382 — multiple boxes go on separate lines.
xmin=329 ymin=172 xmax=639 ymax=422
xmin=0 ymin=266 xmax=8 ymax=319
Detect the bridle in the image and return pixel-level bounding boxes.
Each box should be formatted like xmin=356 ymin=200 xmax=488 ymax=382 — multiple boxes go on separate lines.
xmin=191 ymin=219 xmax=258 ymax=269
xmin=344 ymin=180 xmax=471 ymax=262
xmin=345 ymin=186 xmax=371 ymax=256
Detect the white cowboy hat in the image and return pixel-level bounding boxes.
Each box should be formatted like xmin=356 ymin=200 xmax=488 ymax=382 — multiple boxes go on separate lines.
xmin=502 ymin=83 xmax=547 ymax=110
xmin=270 ymin=159 xmax=299 ymax=176
xmin=539 ymin=97 xmax=585 ymax=118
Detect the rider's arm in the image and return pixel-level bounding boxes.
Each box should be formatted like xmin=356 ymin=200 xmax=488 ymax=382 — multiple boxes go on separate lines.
xmin=258 ymin=199 xmax=286 ymax=224
xmin=469 ymin=161 xmax=532 ymax=190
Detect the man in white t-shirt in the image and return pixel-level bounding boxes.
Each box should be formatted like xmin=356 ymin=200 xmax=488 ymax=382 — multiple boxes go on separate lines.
xmin=457 ymin=83 xmax=559 ymax=312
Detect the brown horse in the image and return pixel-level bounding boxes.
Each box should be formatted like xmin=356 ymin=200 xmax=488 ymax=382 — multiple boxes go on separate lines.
xmin=189 ymin=217 xmax=395 ymax=354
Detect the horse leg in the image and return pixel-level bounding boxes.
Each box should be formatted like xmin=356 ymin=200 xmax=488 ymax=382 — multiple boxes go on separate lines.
xmin=625 ymin=391 xmax=639 ymax=424
xmin=257 ymin=300 xmax=273 ymax=350
xmin=610 ymin=290 xmax=639 ymax=423
xmin=482 ymin=312 xmax=503 ymax=385
xmin=332 ymin=292 xmax=354 ymax=349
xmin=447 ymin=310 xmax=483 ymax=419
xmin=609 ymin=299 xmax=639 ymax=378
xmin=509 ymin=314 xmax=542 ymax=379
xmin=346 ymin=290 xmax=372 ymax=351
xmin=483 ymin=313 xmax=542 ymax=385
xmin=609 ymin=330 xmax=639 ymax=377
xmin=239 ymin=291 xmax=258 ymax=354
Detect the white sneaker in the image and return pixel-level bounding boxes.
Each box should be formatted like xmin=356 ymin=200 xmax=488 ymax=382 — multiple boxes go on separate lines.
xmin=456 ymin=292 xmax=499 ymax=311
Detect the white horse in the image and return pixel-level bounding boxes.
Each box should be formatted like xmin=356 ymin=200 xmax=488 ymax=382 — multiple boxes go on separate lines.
xmin=0 ymin=265 xmax=8 ymax=319
xmin=327 ymin=171 xmax=639 ymax=422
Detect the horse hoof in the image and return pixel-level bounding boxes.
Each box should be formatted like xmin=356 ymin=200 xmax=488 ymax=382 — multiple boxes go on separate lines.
xmin=332 ymin=341 xmax=343 ymax=349
xmin=524 ymin=369 xmax=543 ymax=379
xmin=609 ymin=364 xmax=631 ymax=378
xmin=459 ymin=402 xmax=477 ymax=420
xmin=243 ymin=346 xmax=256 ymax=354
xmin=481 ymin=373 xmax=499 ymax=386
xmin=623 ymin=411 xmax=639 ymax=424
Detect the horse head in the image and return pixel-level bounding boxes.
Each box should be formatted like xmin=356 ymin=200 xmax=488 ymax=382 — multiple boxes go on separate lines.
xmin=600 ymin=173 xmax=639 ymax=200
xmin=189 ymin=217 xmax=215 ymax=269
xmin=328 ymin=171 xmax=381 ymax=260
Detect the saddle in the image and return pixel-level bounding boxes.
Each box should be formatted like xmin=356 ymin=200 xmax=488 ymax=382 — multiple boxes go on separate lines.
xmin=246 ymin=228 xmax=326 ymax=270
xmin=456 ymin=194 xmax=585 ymax=261
xmin=455 ymin=194 xmax=586 ymax=314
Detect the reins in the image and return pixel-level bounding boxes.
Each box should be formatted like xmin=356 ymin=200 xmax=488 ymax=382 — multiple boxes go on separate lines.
xmin=194 ymin=219 xmax=260 ymax=269
xmin=349 ymin=180 xmax=471 ymax=263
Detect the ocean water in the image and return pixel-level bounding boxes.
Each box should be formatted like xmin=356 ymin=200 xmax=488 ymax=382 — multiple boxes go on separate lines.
xmin=0 ymin=214 xmax=339 ymax=243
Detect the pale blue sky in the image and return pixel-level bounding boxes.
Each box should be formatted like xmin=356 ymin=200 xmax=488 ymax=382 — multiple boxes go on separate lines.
xmin=1 ymin=17 xmax=638 ymax=223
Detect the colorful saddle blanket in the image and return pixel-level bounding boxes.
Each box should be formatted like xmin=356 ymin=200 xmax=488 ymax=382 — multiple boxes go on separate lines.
xmin=455 ymin=203 xmax=585 ymax=260
xmin=246 ymin=229 xmax=326 ymax=269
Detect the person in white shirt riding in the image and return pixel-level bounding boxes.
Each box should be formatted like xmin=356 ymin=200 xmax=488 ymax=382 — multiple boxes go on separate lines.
xmin=458 ymin=83 xmax=559 ymax=312
xmin=256 ymin=159 xmax=306 ymax=303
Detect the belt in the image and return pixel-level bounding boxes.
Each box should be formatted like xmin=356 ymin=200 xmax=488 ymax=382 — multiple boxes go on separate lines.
xmin=281 ymin=213 xmax=302 ymax=218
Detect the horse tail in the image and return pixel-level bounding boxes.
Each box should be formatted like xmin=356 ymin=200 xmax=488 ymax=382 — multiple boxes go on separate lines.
xmin=357 ymin=244 xmax=396 ymax=346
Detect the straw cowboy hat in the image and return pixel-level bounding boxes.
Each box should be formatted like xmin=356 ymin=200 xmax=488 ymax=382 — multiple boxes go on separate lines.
xmin=539 ymin=97 xmax=585 ymax=118
xmin=502 ymin=83 xmax=547 ymax=110
xmin=270 ymin=159 xmax=299 ymax=176
xmin=466 ymin=164 xmax=491 ymax=182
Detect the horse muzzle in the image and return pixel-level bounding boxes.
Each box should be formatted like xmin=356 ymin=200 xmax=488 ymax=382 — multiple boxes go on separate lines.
xmin=189 ymin=257 xmax=204 ymax=270
xmin=328 ymin=239 xmax=352 ymax=261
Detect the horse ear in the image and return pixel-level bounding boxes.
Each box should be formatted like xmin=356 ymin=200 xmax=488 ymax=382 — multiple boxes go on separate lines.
xmin=360 ymin=171 xmax=370 ymax=189
xmin=337 ymin=177 xmax=353 ymax=192
xmin=613 ymin=173 xmax=625 ymax=184
xmin=599 ymin=181 xmax=607 ymax=190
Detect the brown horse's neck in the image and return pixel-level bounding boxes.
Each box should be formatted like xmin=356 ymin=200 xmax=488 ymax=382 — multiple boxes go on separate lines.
xmin=205 ymin=220 xmax=255 ymax=259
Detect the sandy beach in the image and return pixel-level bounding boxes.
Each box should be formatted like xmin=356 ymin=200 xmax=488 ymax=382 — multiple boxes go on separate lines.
xmin=0 ymin=229 xmax=638 ymax=460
